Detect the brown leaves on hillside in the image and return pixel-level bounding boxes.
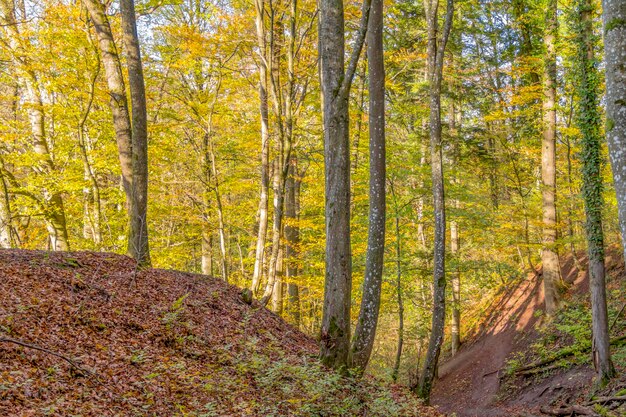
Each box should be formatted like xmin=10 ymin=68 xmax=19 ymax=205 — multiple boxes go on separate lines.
xmin=0 ymin=250 xmax=439 ymax=416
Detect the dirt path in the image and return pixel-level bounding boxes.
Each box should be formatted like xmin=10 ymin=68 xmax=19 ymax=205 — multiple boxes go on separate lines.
xmin=430 ymin=258 xmax=591 ymax=416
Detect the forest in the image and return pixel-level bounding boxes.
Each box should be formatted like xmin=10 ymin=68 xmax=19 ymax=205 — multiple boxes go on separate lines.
xmin=1 ymin=0 xmax=626 ymax=415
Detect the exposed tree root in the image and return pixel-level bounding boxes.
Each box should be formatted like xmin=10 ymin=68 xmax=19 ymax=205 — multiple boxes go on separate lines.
xmin=0 ymin=336 xmax=97 ymax=380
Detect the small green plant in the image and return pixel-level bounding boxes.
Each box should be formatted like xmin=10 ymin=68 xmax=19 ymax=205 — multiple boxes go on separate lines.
xmin=162 ymin=293 xmax=189 ymax=329
xmin=130 ymin=349 xmax=146 ymax=365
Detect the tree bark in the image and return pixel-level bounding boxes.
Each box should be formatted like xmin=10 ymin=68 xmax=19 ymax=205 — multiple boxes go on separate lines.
xmin=285 ymin=158 xmax=301 ymax=326
xmin=319 ymin=0 xmax=371 ymax=370
xmin=350 ymin=0 xmax=386 ymax=372
xmin=0 ymin=165 xmax=13 ymax=248
xmin=450 ymin=104 xmax=461 ymax=356
xmin=83 ymin=0 xmax=133 ymax=206
xmin=120 ymin=0 xmax=151 ymax=267
xmin=390 ymin=180 xmax=404 ymax=382
xmin=416 ymin=0 xmax=453 ymax=402
xmin=541 ymin=0 xmax=559 ymax=315
xmin=251 ymin=0 xmax=271 ymax=295
xmin=602 ymin=0 xmax=626 ymax=266
xmin=576 ymin=0 xmax=615 ymax=384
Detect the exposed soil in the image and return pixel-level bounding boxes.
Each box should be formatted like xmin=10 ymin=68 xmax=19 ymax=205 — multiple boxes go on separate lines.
xmin=431 ymin=252 xmax=596 ymax=417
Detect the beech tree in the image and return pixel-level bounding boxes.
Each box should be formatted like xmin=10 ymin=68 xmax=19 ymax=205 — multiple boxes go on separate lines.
xmin=603 ymin=1 xmax=626 ymax=264
xmin=350 ymin=0 xmax=386 ymax=371
xmin=319 ymin=0 xmax=371 ymax=369
xmin=120 ymin=0 xmax=150 ymax=267
xmin=575 ymin=0 xmax=615 ymax=384
xmin=541 ymin=0 xmax=559 ymax=315
xmin=415 ymin=0 xmax=454 ymax=402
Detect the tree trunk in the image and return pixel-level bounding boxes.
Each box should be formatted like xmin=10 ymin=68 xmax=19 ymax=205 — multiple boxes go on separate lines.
xmin=0 ymin=0 xmax=69 ymax=251
xmin=208 ymin=131 xmax=228 ymax=282
xmin=285 ymin=158 xmax=301 ymax=326
xmin=576 ymin=0 xmax=615 ymax=384
xmin=0 ymin=167 xmax=13 ymax=248
xmin=83 ymin=0 xmax=133 ymax=206
xmin=319 ymin=0 xmax=370 ymax=370
xmin=416 ymin=0 xmax=453 ymax=403
xmin=262 ymin=158 xmax=286 ymax=303
xmin=350 ymin=0 xmax=386 ymax=372
xmin=390 ymin=181 xmax=404 ymax=382
xmin=251 ymin=0 xmax=271 ymax=295
xmin=541 ymin=0 xmax=559 ymax=315
xmin=120 ymin=0 xmax=151 ymax=267
xmin=602 ymin=0 xmax=626 ymax=265
xmin=201 ymin=231 xmax=213 ymax=276
xmin=450 ymin=104 xmax=461 ymax=356
xmin=271 ymin=245 xmax=284 ymax=314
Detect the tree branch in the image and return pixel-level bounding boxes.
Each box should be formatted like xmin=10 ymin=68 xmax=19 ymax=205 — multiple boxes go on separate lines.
xmin=339 ymin=0 xmax=372 ymax=98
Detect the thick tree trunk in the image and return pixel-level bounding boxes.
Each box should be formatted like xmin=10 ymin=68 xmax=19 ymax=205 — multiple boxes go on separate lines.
xmin=603 ymin=0 xmax=626 ymax=265
xmin=577 ymin=0 xmax=615 ymax=384
xmin=83 ymin=0 xmax=133 ymax=206
xmin=251 ymin=0 xmax=271 ymax=295
xmin=319 ymin=0 xmax=370 ymax=369
xmin=350 ymin=0 xmax=386 ymax=372
xmin=201 ymin=231 xmax=213 ymax=275
xmin=541 ymin=0 xmax=559 ymax=315
xmin=120 ymin=0 xmax=151 ymax=267
xmin=416 ymin=0 xmax=453 ymax=403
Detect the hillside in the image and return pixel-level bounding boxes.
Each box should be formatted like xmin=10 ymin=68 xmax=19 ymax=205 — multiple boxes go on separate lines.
xmin=0 ymin=249 xmax=439 ymax=417
xmin=431 ymin=250 xmax=626 ymax=416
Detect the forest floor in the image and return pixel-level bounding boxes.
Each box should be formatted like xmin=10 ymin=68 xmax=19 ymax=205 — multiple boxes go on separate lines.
xmin=431 ymin=249 xmax=626 ymax=417
xmin=0 ymin=249 xmax=441 ymax=417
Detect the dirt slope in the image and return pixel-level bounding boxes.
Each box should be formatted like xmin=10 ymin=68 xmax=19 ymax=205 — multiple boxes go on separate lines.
xmin=0 ymin=249 xmax=438 ymax=417
xmin=431 ymin=254 xmax=593 ymax=416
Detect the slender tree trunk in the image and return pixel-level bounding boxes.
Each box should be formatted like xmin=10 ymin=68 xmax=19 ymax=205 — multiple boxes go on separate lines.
xmin=603 ymin=0 xmax=626 ymax=264
xmin=271 ymin=245 xmax=284 ymax=314
xmin=350 ymin=0 xmax=386 ymax=371
xmin=251 ymin=0 xmax=271 ymax=295
xmin=208 ymin=132 xmax=228 ymax=282
xmin=416 ymin=0 xmax=453 ymax=402
xmin=450 ymin=104 xmax=461 ymax=356
xmin=83 ymin=0 xmax=133 ymax=205
xmin=541 ymin=0 xmax=559 ymax=315
xmin=285 ymin=158 xmax=301 ymax=326
xmin=576 ymin=0 xmax=615 ymax=384
xmin=120 ymin=0 xmax=150 ymax=266
xmin=0 ymin=167 xmax=13 ymax=248
xmin=319 ymin=0 xmax=371 ymax=369
xmin=262 ymin=158 xmax=286 ymax=303
xmin=390 ymin=181 xmax=404 ymax=382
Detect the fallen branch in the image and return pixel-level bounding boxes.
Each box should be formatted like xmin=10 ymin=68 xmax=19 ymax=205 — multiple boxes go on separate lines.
xmin=517 ymin=362 xmax=562 ymax=377
xmin=585 ymin=395 xmax=626 ymax=406
xmin=516 ymin=335 xmax=626 ymax=376
xmin=539 ymin=405 xmax=598 ymax=416
xmin=610 ymin=302 xmax=626 ymax=332
xmin=0 ymin=336 xmax=95 ymax=378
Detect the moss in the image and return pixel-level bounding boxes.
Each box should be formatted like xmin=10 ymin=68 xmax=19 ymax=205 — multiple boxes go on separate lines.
xmin=606 ymin=18 xmax=626 ymax=33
